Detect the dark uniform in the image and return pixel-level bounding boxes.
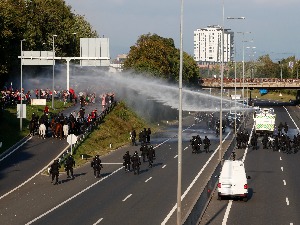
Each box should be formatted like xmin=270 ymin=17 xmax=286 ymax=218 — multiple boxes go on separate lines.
xmin=123 ymin=151 xmax=131 ymax=172
xmin=50 ymin=159 xmax=61 ymax=185
xmin=203 ymin=136 xmax=211 ymax=153
xmin=131 ymin=151 xmax=141 ymax=175
xmin=146 ymin=128 xmax=151 ymax=143
xmin=91 ymin=155 xmax=103 ymax=178
xmin=140 ymin=143 xmax=149 ymax=162
xmin=148 ymin=145 xmax=155 ymax=168
xmin=64 ymin=155 xmax=75 ymax=178
xmin=131 ymin=130 xmax=137 ymax=146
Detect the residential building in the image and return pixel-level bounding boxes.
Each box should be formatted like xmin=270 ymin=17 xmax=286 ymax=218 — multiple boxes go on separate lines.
xmin=194 ymin=25 xmax=234 ymax=65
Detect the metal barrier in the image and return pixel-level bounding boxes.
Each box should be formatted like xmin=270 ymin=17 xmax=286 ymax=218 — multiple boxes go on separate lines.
xmin=57 ymin=101 xmax=117 ymax=165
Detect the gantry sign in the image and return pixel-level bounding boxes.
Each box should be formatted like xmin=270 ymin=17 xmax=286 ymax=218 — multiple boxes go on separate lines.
xmin=19 ymin=38 xmax=110 ymax=91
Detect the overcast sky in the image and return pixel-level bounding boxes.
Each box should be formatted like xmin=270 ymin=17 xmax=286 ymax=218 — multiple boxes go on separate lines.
xmin=64 ymin=0 xmax=299 ymax=62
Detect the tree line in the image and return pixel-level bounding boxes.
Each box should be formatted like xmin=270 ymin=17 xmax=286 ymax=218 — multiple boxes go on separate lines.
xmin=0 ymin=0 xmax=98 ymax=86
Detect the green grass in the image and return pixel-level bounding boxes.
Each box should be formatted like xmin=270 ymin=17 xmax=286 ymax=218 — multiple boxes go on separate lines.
xmin=0 ymin=100 xmax=73 ymax=154
xmin=72 ymin=101 xmax=159 ymax=166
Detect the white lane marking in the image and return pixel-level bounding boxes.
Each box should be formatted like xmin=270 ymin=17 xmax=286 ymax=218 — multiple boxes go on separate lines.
xmin=222 ymin=200 xmax=233 ymax=225
xmin=174 ymin=155 xmax=178 ymax=158
xmin=280 ymin=157 xmax=282 ymax=161
xmin=283 ymin=180 xmax=286 ymax=185
xmin=122 ymin=194 xmax=132 ymax=202
xmin=281 ymin=167 xmax=284 ymax=171
xmin=286 ymin=197 xmax=290 ymax=205
xmin=290 ymin=223 xmax=294 ymax=225
xmin=222 ymin=124 xmax=255 ymax=225
xmin=162 ymin=165 xmax=166 ymax=169
xmin=25 ymin=166 xmax=124 ymax=225
xmin=93 ymin=218 xmax=103 ymax=225
xmin=279 ymin=150 xmax=281 ymax=153
xmin=0 ymin=136 xmax=32 ymax=162
xmin=0 ymin=144 xmax=69 ymax=200
xmin=145 ymin=177 xmax=152 ymax=183
xmin=184 ymin=146 xmax=189 ymax=151
xmin=283 ymin=106 xmax=300 ymax=132
xmin=161 ymin=131 xmax=231 ymax=225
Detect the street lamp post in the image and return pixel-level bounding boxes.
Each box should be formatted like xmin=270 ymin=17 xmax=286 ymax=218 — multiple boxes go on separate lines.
xmin=52 ymin=34 xmax=57 ymax=109
xmin=177 ymin=0 xmax=184 ymax=224
xmin=226 ymin=16 xmax=245 ymax=144
xmin=20 ymin=39 xmax=26 ymax=131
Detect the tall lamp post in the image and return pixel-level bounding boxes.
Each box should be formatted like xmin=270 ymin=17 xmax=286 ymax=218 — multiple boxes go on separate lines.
xmin=177 ymin=0 xmax=184 ymax=224
xmin=52 ymin=34 xmax=57 ymax=109
xmin=226 ymin=16 xmax=245 ymax=144
xmin=20 ymin=39 xmax=26 ymax=131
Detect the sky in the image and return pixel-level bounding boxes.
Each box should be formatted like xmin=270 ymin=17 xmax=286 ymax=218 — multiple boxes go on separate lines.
xmin=64 ymin=0 xmax=300 ymax=62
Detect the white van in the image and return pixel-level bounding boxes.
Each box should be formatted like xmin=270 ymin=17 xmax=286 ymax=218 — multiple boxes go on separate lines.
xmin=217 ymin=160 xmax=250 ymax=202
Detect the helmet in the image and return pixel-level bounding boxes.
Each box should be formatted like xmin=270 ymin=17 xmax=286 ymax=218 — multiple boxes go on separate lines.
xmin=96 ymin=155 xmax=99 ymax=158
xmin=134 ymin=151 xmax=138 ymax=155
xmin=150 ymin=145 xmax=153 ymax=148
xmin=126 ymin=151 xmax=129 ymax=154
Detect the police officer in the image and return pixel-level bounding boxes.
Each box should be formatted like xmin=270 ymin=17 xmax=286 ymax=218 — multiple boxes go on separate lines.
xmin=123 ymin=151 xmax=131 ymax=172
xmin=50 ymin=159 xmax=61 ymax=185
xmin=262 ymin=134 xmax=268 ymax=149
xmin=140 ymin=143 xmax=149 ymax=162
xmin=146 ymin=128 xmax=151 ymax=143
xmin=64 ymin=155 xmax=75 ymax=179
xmin=91 ymin=155 xmax=103 ymax=178
xmin=148 ymin=145 xmax=155 ymax=168
xmin=131 ymin=129 xmax=137 ymax=146
xmin=131 ymin=151 xmax=141 ymax=175
xmin=203 ymin=136 xmax=211 ymax=153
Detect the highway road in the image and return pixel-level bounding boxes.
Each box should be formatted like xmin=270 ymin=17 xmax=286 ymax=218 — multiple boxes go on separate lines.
xmin=0 ymin=107 xmax=233 ymax=225
xmin=199 ymin=100 xmax=300 ymax=225
xmin=2 ymin=96 xmax=299 ymax=225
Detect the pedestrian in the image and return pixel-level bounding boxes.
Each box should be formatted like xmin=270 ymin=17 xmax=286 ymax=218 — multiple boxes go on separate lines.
xmin=50 ymin=159 xmax=61 ymax=185
xmin=123 ymin=151 xmax=131 ymax=172
xmin=146 ymin=128 xmax=151 ymax=143
xmin=131 ymin=129 xmax=137 ymax=146
xmin=91 ymin=155 xmax=103 ymax=178
xmin=148 ymin=145 xmax=155 ymax=168
xmin=131 ymin=151 xmax=141 ymax=175
xmin=64 ymin=155 xmax=75 ymax=179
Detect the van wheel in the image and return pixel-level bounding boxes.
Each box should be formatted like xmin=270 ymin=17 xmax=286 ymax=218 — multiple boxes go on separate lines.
xmin=243 ymin=197 xmax=248 ymax=202
xmin=217 ymin=195 xmax=222 ymax=201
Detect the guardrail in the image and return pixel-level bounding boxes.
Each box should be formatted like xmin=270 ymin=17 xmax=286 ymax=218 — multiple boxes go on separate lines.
xmin=183 ymin=115 xmax=249 ymax=225
xmin=57 ymin=101 xmax=117 ymax=165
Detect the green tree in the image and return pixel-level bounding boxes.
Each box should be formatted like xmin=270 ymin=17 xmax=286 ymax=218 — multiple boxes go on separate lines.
xmin=123 ymin=33 xmax=199 ymax=84
xmin=0 ymin=0 xmax=98 ymax=85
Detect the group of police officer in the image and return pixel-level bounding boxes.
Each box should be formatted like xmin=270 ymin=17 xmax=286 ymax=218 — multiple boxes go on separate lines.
xmin=123 ymin=143 xmax=156 ymax=175
xmin=49 ymin=154 xmax=75 ymax=185
xmin=190 ymin=135 xmax=211 ymax=154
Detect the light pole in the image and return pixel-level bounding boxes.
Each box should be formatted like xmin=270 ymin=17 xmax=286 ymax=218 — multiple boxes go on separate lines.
xmin=219 ymin=0 xmax=225 ymax=163
xmin=226 ymin=16 xmax=245 ymax=143
xmin=237 ymin=32 xmax=251 ymax=127
xmin=20 ymin=39 xmax=26 ymax=131
xmin=246 ymin=46 xmax=256 ymax=106
xmin=177 ymin=0 xmax=184 ymax=224
xmin=52 ymin=34 xmax=57 ymax=109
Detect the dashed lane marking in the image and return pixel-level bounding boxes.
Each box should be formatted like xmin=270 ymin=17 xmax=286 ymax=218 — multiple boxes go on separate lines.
xmin=281 ymin=167 xmax=284 ymax=171
xmin=162 ymin=165 xmax=166 ymax=169
xmin=222 ymin=200 xmax=233 ymax=225
xmin=286 ymin=197 xmax=290 ymax=205
xmin=25 ymin=166 xmax=124 ymax=225
xmin=283 ymin=180 xmax=286 ymax=185
xmin=174 ymin=155 xmax=178 ymax=158
xmin=161 ymin=131 xmax=231 ymax=225
xmin=145 ymin=177 xmax=152 ymax=183
xmin=93 ymin=218 xmax=103 ymax=225
xmin=122 ymin=194 xmax=132 ymax=202
xmin=280 ymin=157 xmax=282 ymax=160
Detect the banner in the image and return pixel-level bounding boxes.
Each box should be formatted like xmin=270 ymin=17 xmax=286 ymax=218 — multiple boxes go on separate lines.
xmin=17 ymin=104 xmax=27 ymax=119
xmin=31 ymin=99 xmax=46 ymax=106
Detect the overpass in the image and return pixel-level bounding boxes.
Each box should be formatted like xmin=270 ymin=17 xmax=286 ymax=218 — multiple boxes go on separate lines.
xmin=200 ymin=78 xmax=300 ymax=90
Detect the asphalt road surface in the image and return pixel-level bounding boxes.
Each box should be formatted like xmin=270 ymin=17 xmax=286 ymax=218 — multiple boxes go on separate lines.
xmin=199 ymin=102 xmax=300 ymax=225
xmin=0 ymin=106 xmax=234 ymax=225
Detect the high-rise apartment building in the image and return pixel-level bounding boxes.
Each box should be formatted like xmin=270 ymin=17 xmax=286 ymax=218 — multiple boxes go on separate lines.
xmin=193 ymin=25 xmax=234 ymax=64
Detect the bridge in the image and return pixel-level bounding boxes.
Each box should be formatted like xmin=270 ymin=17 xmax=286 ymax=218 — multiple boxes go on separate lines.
xmin=200 ymin=78 xmax=300 ymax=90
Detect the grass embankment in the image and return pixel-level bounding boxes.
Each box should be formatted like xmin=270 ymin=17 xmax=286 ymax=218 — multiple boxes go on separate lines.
xmin=72 ymin=101 xmax=159 ymax=167
xmin=251 ymin=89 xmax=296 ymax=102
xmin=0 ymin=101 xmax=72 ymax=154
